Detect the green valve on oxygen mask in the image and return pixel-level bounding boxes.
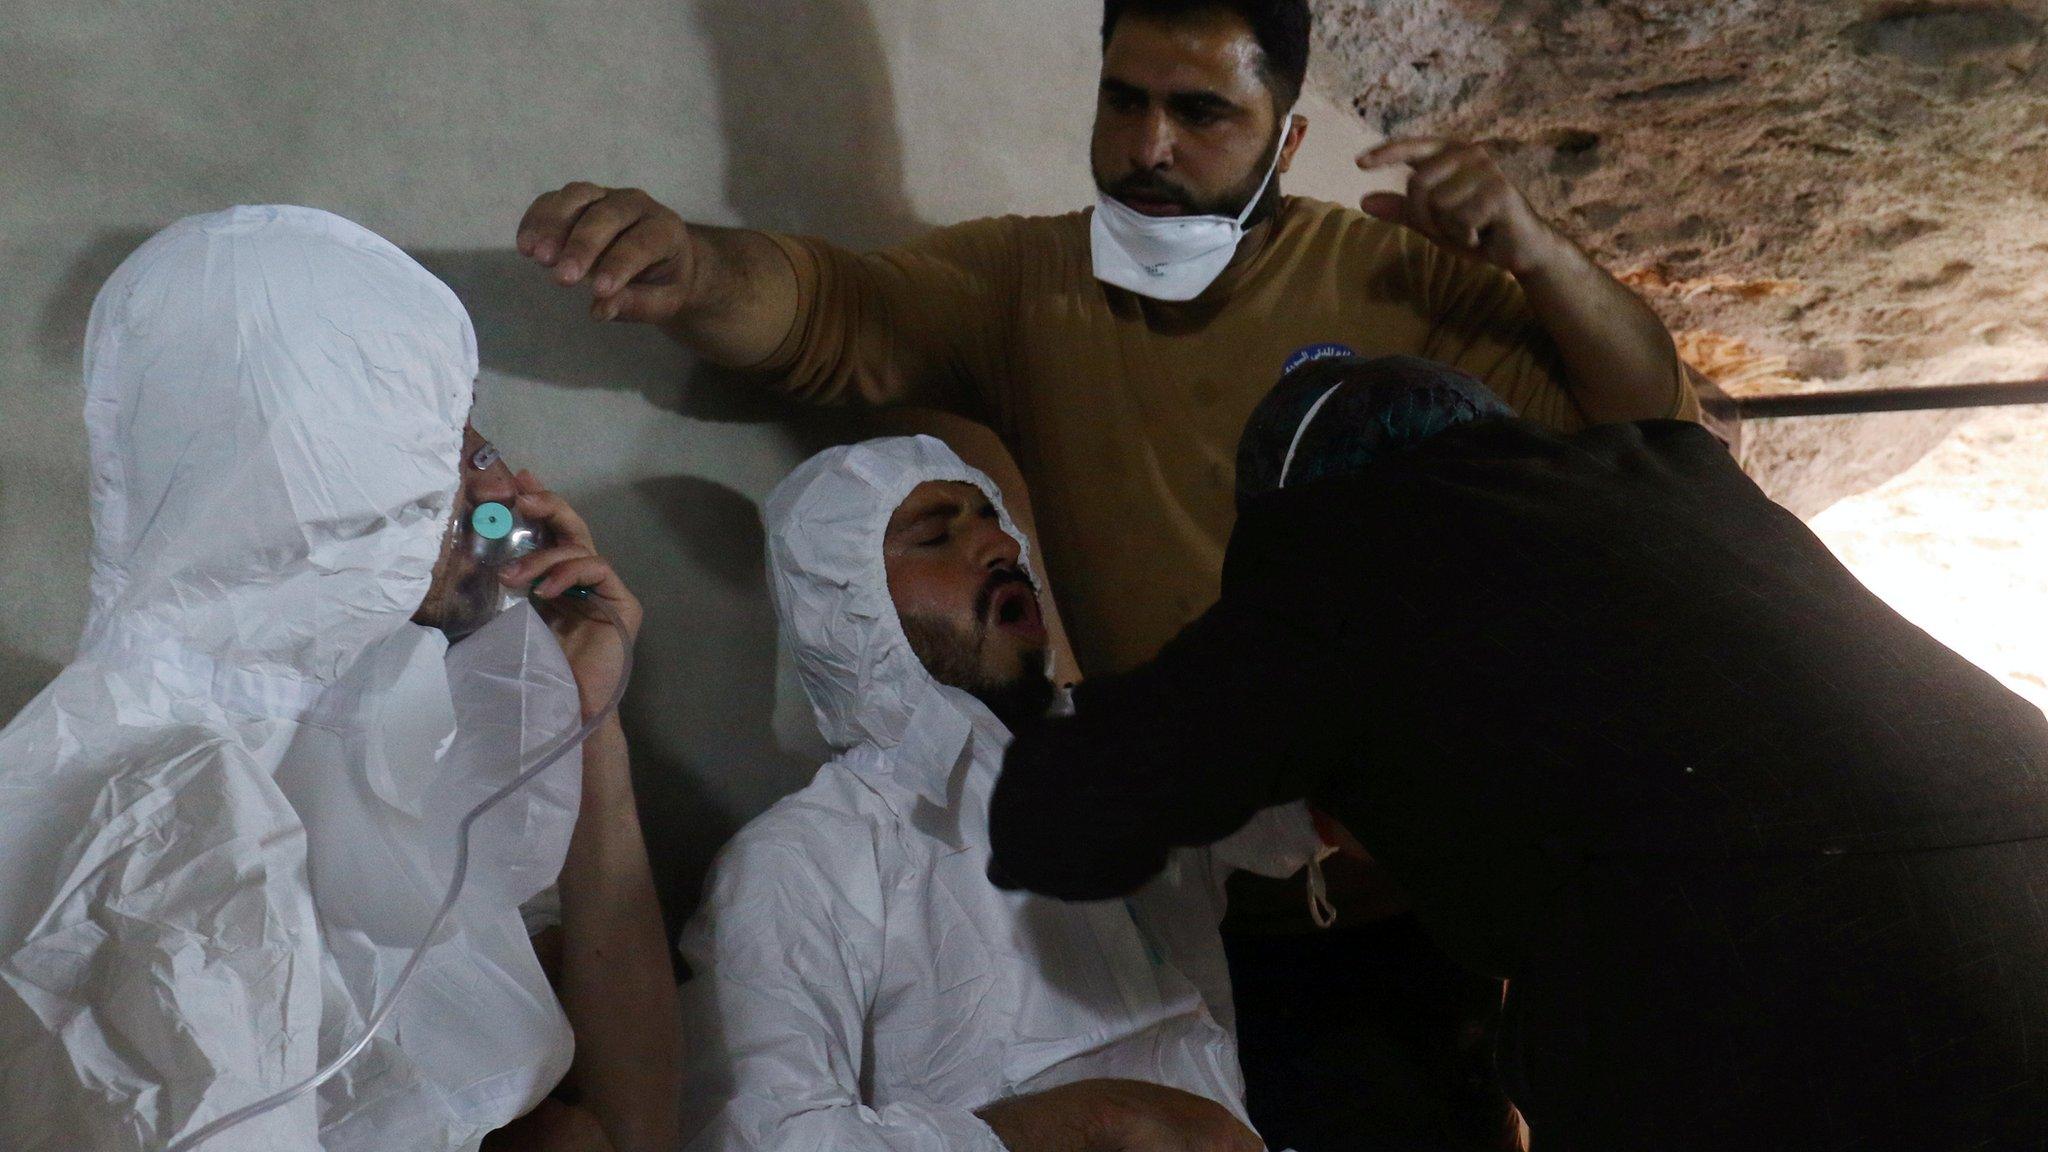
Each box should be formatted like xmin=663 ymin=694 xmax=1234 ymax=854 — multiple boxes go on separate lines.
xmin=471 ymin=502 xmax=516 ymax=541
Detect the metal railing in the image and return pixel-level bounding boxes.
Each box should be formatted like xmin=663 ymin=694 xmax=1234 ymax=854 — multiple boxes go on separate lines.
xmin=1692 ymin=377 xmax=2048 ymax=456
xmin=1734 ymin=379 xmax=2048 ymax=420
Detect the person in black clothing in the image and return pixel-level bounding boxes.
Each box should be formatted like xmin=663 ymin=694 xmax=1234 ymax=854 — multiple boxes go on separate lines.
xmin=988 ymin=354 xmax=2048 ymax=1151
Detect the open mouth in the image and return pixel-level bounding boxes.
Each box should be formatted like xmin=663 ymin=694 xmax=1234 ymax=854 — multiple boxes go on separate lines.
xmin=1117 ymin=193 xmax=1192 ymax=217
xmin=987 ymin=581 xmax=1048 ymax=643
xmin=1130 ymin=194 xmax=1196 ymax=215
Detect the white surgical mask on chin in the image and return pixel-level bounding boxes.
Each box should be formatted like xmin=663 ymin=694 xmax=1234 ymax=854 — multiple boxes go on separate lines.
xmin=1090 ymin=110 xmax=1296 ymax=302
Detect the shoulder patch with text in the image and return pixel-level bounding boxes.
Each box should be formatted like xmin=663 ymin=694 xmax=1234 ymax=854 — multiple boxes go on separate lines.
xmin=1282 ymin=343 xmax=1358 ymax=376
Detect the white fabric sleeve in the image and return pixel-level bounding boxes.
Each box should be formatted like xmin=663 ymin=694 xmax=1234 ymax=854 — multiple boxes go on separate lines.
xmin=676 ymin=828 xmax=1009 ymax=1152
xmin=0 ymin=742 xmax=325 ymax=1152
xmin=1208 ymin=801 xmax=1331 ymax=880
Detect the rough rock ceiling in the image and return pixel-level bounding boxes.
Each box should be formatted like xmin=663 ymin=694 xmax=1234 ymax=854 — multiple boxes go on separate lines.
xmin=1314 ymin=0 xmax=2048 ymax=513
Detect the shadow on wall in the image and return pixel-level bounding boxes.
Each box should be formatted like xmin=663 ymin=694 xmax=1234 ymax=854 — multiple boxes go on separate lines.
xmin=697 ymin=0 xmax=924 ymax=249
xmin=34 ymin=0 xmax=929 ymax=381
xmin=432 ymin=0 xmax=979 ymax=941
xmin=421 ymin=0 xmax=934 ymax=420
xmin=431 ymin=0 xmax=960 ymax=934
xmin=589 ymin=473 xmax=816 ymax=958
xmin=407 ymin=249 xmax=787 ymax=422
xmin=0 ymin=653 xmax=64 ymax=730
xmin=35 ymin=228 xmax=154 ymax=370
xmin=36 ymin=231 xmax=788 ymax=429
xmin=409 ymin=249 xmax=822 ymax=426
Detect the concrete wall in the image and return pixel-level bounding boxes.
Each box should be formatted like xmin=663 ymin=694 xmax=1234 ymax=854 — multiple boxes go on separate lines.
xmin=0 ymin=0 xmax=1375 ymax=931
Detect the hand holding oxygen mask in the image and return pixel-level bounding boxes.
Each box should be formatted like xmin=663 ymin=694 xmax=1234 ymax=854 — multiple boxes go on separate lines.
xmin=494 ymin=469 xmax=643 ymax=720
xmin=418 ymin=430 xmax=643 ymax=715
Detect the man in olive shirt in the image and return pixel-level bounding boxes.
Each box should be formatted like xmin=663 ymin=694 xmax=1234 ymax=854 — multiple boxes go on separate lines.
xmin=517 ymin=0 xmax=1698 ymax=680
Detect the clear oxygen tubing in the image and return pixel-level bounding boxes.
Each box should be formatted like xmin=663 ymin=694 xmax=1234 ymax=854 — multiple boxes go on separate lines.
xmin=162 ymin=592 xmax=633 ymax=1152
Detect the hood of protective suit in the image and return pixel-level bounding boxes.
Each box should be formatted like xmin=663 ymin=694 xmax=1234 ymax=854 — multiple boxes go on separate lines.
xmin=78 ymin=204 xmax=473 ymax=707
xmin=0 ymin=206 xmax=577 ymax=1152
xmin=765 ymin=435 xmax=1042 ymax=802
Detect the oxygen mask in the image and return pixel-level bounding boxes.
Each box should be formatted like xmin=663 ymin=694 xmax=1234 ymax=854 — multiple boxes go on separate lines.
xmin=418 ymin=437 xmax=563 ymax=641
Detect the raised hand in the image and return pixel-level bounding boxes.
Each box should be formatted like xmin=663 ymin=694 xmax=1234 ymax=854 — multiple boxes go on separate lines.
xmin=517 ymin=183 xmax=697 ymax=325
xmin=1356 ymin=138 xmax=1562 ymax=278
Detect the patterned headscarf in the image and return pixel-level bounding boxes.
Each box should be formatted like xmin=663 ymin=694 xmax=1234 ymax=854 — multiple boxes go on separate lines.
xmin=1235 ymin=354 xmax=1514 ymax=511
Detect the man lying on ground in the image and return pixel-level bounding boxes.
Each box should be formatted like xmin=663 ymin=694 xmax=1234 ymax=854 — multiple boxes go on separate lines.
xmin=677 ymin=435 xmax=1329 ymax=1152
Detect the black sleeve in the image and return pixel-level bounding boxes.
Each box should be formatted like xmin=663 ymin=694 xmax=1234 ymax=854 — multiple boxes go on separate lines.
xmin=988 ymin=586 xmax=1357 ymax=902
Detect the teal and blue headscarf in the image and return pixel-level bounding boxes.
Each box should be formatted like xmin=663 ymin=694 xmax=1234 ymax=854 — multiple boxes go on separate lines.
xmin=1234 ymin=354 xmax=1514 ymax=511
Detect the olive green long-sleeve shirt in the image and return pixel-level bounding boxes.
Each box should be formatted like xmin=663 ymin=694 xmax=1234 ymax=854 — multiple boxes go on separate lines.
xmin=759 ymin=196 xmax=1698 ymax=676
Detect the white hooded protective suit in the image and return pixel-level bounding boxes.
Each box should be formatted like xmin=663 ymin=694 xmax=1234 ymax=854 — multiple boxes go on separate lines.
xmin=0 ymin=206 xmax=581 ymax=1152
xmin=676 ymin=435 xmax=1324 ymax=1152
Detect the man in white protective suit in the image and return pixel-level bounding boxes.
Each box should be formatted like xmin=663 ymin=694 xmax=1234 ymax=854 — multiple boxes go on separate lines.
xmin=0 ymin=206 xmax=676 ymax=1152
xmin=676 ymin=434 xmax=1333 ymax=1152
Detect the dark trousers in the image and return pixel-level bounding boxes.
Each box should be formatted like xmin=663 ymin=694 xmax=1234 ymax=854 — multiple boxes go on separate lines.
xmin=1227 ymin=914 xmax=1518 ymax=1151
xmin=1499 ymin=848 xmax=2048 ymax=1151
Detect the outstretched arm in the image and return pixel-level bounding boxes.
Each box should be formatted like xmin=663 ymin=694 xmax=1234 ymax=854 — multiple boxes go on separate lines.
xmin=517 ymin=183 xmax=1017 ymax=410
xmin=991 ymin=588 xmax=1354 ymax=903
